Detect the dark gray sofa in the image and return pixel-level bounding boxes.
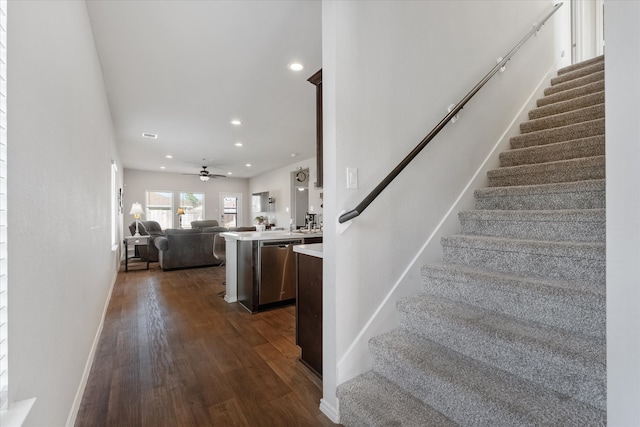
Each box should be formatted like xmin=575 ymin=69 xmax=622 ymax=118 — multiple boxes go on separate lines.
xmin=153 ymin=226 xmax=228 ymax=271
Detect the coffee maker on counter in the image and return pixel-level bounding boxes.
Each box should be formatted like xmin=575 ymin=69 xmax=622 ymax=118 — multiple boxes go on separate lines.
xmin=304 ymin=212 xmax=317 ymax=230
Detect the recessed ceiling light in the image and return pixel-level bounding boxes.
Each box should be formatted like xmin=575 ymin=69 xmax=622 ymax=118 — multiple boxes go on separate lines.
xmin=160 ymin=166 xmax=166 ymax=169
xmin=246 ymin=163 xmax=252 ymax=167
xmin=142 ymin=132 xmax=158 ymax=139
xmin=235 ymin=142 xmax=243 ymax=147
xmin=288 ymin=62 xmax=304 ymax=71
xmin=227 ymin=172 xmax=233 ymax=175
xmin=291 ymin=153 xmax=298 ymax=157
xmin=165 ymin=155 xmax=173 ymax=159
xmin=231 ymin=119 xmax=242 ymax=126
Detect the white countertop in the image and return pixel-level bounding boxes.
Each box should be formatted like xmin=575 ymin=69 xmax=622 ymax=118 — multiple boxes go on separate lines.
xmin=293 ymin=243 xmax=323 ymax=258
xmin=221 ymin=230 xmax=322 ymax=241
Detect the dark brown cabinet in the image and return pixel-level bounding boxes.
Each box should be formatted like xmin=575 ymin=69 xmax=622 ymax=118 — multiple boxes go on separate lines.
xmin=296 ymin=252 xmax=323 ymax=376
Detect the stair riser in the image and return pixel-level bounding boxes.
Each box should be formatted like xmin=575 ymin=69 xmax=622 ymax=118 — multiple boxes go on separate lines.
xmin=529 ymin=91 xmax=604 ymax=120
xmin=421 ymin=272 xmax=605 ymax=338
xmin=459 ymin=216 xmax=605 ymax=242
xmin=441 ymin=243 xmax=605 ymax=285
xmin=520 ymin=104 xmax=604 ymax=134
xmin=474 ymin=186 xmax=605 ymax=211
xmin=396 ymin=308 xmax=606 ymax=410
xmin=537 ymin=80 xmax=604 ymax=107
xmin=488 ymin=163 xmax=605 ymax=187
xmin=500 ymin=137 xmax=605 ymax=167
xmin=545 ymin=70 xmax=604 ymax=96
xmin=510 ymin=119 xmax=604 ymax=149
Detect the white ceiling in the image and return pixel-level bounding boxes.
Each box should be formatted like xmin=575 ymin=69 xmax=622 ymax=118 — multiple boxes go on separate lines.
xmin=85 ymin=0 xmax=322 ymax=179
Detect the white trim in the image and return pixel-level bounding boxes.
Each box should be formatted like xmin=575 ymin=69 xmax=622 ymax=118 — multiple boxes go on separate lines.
xmin=319 ymin=398 xmax=340 ymax=424
xmin=0 ymin=398 xmax=36 ymax=427
xmin=335 ymin=64 xmax=558 ymax=384
xmin=65 ymin=268 xmax=118 ymax=427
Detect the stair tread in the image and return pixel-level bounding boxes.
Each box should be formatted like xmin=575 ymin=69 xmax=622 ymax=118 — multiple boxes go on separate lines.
xmin=529 ymin=90 xmax=604 ymax=120
xmin=370 ymin=329 xmax=606 ymax=426
xmin=397 ymin=294 xmax=604 ymax=366
xmin=500 ymin=135 xmax=605 ymax=167
xmin=422 ymin=262 xmax=606 ymax=298
xmin=544 ymin=71 xmax=604 ymax=96
xmin=557 ymin=55 xmax=604 ymax=75
xmin=475 ymin=179 xmax=605 ymax=198
xmin=488 ymin=155 xmax=605 ymax=178
xmin=442 ymin=234 xmax=605 ymax=258
xmin=520 ymin=103 xmax=604 ymax=133
xmin=537 ymin=79 xmax=604 ymax=107
xmin=552 ymin=61 xmax=604 ymax=82
xmin=337 ymin=371 xmax=455 ymax=427
xmin=510 ymin=117 xmax=604 ymax=149
xmin=459 ymin=208 xmax=605 ymax=222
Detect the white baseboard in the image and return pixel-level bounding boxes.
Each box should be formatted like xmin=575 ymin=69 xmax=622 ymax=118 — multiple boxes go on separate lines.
xmin=320 ymin=398 xmax=340 ymax=424
xmin=65 ymin=266 xmax=119 ymax=427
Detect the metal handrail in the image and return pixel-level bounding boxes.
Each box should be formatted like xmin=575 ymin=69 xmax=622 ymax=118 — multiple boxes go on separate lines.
xmin=338 ymin=3 xmax=563 ymax=224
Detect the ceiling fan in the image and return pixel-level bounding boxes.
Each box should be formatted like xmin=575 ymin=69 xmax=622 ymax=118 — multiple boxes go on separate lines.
xmin=183 ymin=166 xmax=226 ymax=182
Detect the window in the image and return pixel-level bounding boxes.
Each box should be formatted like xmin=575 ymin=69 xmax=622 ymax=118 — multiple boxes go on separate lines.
xmin=145 ymin=191 xmax=173 ymax=229
xmin=179 ymin=192 xmax=204 ymax=228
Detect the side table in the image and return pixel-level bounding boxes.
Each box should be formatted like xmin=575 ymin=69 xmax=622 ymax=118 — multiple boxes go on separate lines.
xmin=124 ymin=235 xmax=150 ymax=272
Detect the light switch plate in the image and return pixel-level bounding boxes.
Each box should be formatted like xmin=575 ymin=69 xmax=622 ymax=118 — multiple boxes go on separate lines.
xmin=347 ymin=167 xmax=358 ymax=189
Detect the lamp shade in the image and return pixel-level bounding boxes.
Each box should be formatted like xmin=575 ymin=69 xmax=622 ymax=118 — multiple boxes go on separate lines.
xmin=129 ymin=202 xmax=144 ymax=216
xmin=176 ymin=208 xmax=185 ymax=215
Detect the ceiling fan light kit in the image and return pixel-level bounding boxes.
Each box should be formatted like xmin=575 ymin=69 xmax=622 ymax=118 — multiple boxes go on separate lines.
xmin=183 ymin=165 xmax=226 ymax=181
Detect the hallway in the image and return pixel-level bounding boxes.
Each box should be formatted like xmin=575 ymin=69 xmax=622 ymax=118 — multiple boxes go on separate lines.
xmin=75 ymin=264 xmax=334 ymax=426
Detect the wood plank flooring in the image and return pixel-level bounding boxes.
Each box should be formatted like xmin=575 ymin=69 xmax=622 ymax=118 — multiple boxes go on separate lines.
xmin=75 ymin=263 xmax=336 ymax=427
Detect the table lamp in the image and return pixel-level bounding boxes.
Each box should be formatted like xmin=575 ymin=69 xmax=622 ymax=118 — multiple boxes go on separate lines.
xmin=176 ymin=207 xmax=185 ymax=228
xmin=129 ymin=202 xmax=145 ymax=237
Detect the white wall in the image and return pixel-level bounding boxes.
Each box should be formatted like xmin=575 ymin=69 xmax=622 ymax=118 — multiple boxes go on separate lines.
xmin=322 ymin=0 xmax=559 ymax=419
xmin=605 ymin=2 xmax=640 ymax=425
xmin=7 ymin=1 xmax=121 ymax=425
xmin=248 ymin=156 xmax=322 ymax=229
xmin=123 ymin=169 xmax=250 ymax=230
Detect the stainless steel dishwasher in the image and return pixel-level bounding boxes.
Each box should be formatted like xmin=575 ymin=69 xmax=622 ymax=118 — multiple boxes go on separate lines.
xmin=259 ymin=239 xmax=302 ymax=306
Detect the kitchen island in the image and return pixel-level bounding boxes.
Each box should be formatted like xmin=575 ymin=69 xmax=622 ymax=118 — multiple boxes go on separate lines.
xmin=221 ymin=230 xmax=322 ymax=313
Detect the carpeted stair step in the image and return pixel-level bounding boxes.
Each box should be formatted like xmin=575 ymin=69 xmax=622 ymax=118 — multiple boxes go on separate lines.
xmin=529 ymin=90 xmax=604 ymax=120
xmin=474 ymin=179 xmax=605 ymax=210
xmin=337 ymin=371 xmax=455 ymax=427
xmin=441 ymin=234 xmax=605 ymax=285
xmin=458 ymin=208 xmax=605 ymax=242
xmin=557 ymin=55 xmax=604 ymax=76
xmin=396 ymin=295 xmax=606 ymax=410
xmin=421 ymin=263 xmax=605 ymax=338
xmin=520 ymin=103 xmax=604 ymax=134
xmin=536 ymin=79 xmax=604 ymax=107
xmin=368 ymin=329 xmax=606 ymax=426
xmin=551 ymin=61 xmax=604 ymax=87
xmin=500 ymin=135 xmax=604 ymax=167
xmin=510 ymin=117 xmax=604 ymax=149
xmin=545 ymin=70 xmax=604 ymax=97
xmin=487 ymin=156 xmax=605 ymax=187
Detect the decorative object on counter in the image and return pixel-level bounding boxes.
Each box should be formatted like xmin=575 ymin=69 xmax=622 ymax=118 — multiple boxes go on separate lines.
xmin=129 ymin=202 xmax=145 ymax=237
xmin=176 ymin=207 xmax=185 ymax=228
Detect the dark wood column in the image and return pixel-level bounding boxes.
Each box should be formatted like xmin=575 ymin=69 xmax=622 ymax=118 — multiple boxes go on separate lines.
xmin=307 ymin=69 xmax=323 ymax=188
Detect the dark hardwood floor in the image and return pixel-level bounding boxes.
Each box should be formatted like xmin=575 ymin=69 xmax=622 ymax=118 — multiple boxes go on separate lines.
xmin=75 ymin=262 xmax=336 ymax=427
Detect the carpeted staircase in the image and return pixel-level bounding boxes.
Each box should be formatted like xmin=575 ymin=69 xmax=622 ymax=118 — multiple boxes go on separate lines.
xmin=338 ymin=55 xmax=606 ymax=426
